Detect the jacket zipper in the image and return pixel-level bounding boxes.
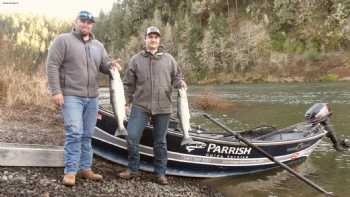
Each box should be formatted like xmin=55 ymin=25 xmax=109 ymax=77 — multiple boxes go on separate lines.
xmin=85 ymin=44 xmax=90 ymax=97
xmin=150 ymin=56 xmax=154 ymax=114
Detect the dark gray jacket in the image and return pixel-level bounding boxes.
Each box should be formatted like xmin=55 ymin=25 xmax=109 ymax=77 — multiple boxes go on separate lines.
xmin=46 ymin=29 xmax=111 ymax=97
xmin=123 ymin=49 xmax=183 ymax=114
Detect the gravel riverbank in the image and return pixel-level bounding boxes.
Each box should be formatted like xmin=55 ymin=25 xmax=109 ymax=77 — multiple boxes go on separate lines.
xmin=0 ymin=105 xmax=223 ymax=197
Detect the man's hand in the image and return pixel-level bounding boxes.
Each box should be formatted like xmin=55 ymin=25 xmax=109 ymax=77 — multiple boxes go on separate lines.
xmin=125 ymin=105 xmax=129 ymax=114
xmin=111 ymin=59 xmax=122 ymax=71
xmin=52 ymin=93 xmax=64 ymax=107
xmin=180 ymin=80 xmax=187 ymax=89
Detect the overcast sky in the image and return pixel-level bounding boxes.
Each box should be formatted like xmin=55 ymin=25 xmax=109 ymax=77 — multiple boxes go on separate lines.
xmin=0 ymin=0 xmax=118 ymax=19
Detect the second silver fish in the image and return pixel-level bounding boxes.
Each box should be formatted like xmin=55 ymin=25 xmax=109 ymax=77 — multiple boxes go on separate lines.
xmin=109 ymin=68 xmax=128 ymax=136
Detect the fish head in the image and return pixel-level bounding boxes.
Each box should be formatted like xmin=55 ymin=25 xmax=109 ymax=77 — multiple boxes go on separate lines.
xmin=109 ymin=68 xmax=121 ymax=80
xmin=178 ymin=87 xmax=187 ymax=97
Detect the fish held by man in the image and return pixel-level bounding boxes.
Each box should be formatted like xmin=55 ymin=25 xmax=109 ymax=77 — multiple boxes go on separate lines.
xmin=177 ymin=87 xmax=205 ymax=146
xmin=109 ymin=68 xmax=128 ymax=136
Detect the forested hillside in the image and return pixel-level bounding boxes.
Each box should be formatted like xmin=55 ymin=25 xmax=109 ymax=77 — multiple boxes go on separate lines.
xmin=93 ymin=0 xmax=350 ymax=83
xmin=2 ymin=0 xmax=350 ymax=83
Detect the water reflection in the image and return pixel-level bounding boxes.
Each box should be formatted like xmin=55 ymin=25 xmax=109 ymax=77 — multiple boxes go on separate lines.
xmin=203 ymin=160 xmax=319 ymax=197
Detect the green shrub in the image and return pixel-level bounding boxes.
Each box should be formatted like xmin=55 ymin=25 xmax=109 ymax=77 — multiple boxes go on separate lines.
xmin=270 ymin=32 xmax=287 ymax=51
xmin=320 ymin=74 xmax=338 ymax=82
xmin=283 ymin=39 xmax=305 ymax=53
xmin=303 ymin=48 xmax=320 ymax=61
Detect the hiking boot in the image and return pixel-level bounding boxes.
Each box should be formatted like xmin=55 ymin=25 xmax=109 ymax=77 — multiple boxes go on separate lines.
xmin=62 ymin=173 xmax=76 ymax=186
xmin=118 ymin=169 xmax=140 ymax=179
xmin=155 ymin=175 xmax=168 ymax=185
xmin=78 ymin=170 xmax=103 ymax=181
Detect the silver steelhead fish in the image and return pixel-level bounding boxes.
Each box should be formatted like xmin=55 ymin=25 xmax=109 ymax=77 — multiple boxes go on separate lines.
xmin=177 ymin=87 xmax=204 ymax=146
xmin=109 ymin=68 xmax=127 ymax=136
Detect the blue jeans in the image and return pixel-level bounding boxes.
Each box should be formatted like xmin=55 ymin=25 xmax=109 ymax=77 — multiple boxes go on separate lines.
xmin=62 ymin=96 xmax=98 ymax=174
xmin=127 ymin=106 xmax=170 ymax=176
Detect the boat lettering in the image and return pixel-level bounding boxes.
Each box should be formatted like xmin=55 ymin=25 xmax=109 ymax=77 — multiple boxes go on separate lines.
xmin=207 ymin=143 xmax=252 ymax=155
xmin=205 ymin=153 xmax=249 ymax=159
xmin=185 ymin=143 xmax=206 ymax=152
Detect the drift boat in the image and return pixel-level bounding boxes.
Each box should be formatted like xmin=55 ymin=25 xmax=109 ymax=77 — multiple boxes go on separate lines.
xmin=92 ymin=104 xmax=329 ymax=178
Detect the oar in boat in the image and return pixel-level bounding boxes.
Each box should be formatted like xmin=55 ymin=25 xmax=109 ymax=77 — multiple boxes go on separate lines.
xmin=203 ymin=113 xmax=334 ymax=197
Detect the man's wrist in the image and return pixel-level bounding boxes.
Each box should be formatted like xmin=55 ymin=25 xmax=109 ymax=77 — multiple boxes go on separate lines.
xmin=51 ymin=91 xmax=62 ymax=96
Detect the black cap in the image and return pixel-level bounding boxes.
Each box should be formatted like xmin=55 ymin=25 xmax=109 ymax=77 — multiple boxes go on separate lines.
xmin=145 ymin=26 xmax=160 ymax=36
xmin=77 ymin=11 xmax=95 ymax=23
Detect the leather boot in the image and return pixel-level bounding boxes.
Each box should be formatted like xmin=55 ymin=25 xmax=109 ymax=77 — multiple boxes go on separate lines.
xmin=78 ymin=170 xmax=103 ymax=181
xmin=155 ymin=175 xmax=168 ymax=185
xmin=62 ymin=173 xmax=76 ymax=186
xmin=118 ymin=169 xmax=140 ymax=179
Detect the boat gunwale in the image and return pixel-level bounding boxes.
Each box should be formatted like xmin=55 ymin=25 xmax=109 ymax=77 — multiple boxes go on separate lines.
xmin=97 ymin=108 xmax=327 ymax=146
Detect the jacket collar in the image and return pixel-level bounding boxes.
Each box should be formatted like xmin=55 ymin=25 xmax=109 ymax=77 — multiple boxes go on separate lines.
xmin=141 ymin=46 xmax=165 ymax=59
xmin=72 ymin=28 xmax=94 ymax=43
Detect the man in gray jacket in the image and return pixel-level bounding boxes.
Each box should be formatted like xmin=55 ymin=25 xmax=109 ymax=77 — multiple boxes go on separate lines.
xmin=46 ymin=10 xmax=120 ymax=186
xmin=118 ymin=26 xmax=186 ymax=185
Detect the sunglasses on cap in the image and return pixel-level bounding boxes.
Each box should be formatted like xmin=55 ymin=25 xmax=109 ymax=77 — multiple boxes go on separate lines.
xmin=78 ymin=11 xmax=95 ymax=23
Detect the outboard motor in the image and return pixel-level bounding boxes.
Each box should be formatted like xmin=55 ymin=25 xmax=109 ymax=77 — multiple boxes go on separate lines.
xmin=305 ymin=103 xmax=332 ymax=124
xmin=305 ymin=103 xmax=346 ymax=151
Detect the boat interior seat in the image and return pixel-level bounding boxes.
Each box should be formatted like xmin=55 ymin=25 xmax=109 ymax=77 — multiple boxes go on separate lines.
xmin=192 ymin=133 xmax=226 ymax=139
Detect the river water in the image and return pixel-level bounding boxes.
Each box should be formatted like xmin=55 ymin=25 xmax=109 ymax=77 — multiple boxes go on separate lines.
xmin=188 ymin=82 xmax=350 ymax=197
xmin=99 ymin=81 xmax=350 ymax=197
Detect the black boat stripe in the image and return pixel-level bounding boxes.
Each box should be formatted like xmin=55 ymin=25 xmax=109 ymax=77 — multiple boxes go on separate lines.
xmin=92 ymin=140 xmax=308 ymax=178
xmin=93 ymin=128 xmax=323 ymax=166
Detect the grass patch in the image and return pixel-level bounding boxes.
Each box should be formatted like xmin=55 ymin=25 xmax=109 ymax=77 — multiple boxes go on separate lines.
xmin=191 ymin=91 xmax=237 ymax=112
xmin=0 ymin=64 xmax=55 ymax=110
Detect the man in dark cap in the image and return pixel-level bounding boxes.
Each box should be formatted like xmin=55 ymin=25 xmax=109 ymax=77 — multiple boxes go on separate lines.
xmin=46 ymin=10 xmax=120 ymax=186
xmin=118 ymin=26 xmax=187 ymax=185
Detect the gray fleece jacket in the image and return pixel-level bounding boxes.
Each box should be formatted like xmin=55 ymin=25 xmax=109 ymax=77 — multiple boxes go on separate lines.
xmin=123 ymin=49 xmax=184 ymax=114
xmin=46 ymin=29 xmax=111 ymax=97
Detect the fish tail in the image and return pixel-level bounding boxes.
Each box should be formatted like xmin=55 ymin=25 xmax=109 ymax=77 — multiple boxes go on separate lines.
xmin=181 ymin=137 xmax=206 ymax=146
xmin=114 ymin=128 xmax=128 ymax=137
xmin=181 ymin=137 xmax=195 ymax=146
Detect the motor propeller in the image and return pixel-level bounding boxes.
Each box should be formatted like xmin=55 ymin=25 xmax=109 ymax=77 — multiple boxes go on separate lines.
xmin=340 ymin=139 xmax=350 ymax=148
xmin=305 ymin=103 xmax=348 ymax=151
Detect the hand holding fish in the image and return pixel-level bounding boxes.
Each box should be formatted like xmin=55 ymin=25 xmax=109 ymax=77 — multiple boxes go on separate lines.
xmin=52 ymin=93 xmax=64 ymax=107
xmin=180 ymin=80 xmax=187 ymax=89
xmin=125 ymin=104 xmax=130 ymax=114
xmin=111 ymin=59 xmax=122 ymax=71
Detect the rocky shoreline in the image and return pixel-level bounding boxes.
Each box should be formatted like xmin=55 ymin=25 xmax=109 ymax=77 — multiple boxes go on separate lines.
xmin=0 ymin=105 xmax=223 ymax=197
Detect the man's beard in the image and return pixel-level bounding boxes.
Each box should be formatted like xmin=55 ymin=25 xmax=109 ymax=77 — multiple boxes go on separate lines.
xmin=147 ymin=43 xmax=159 ymax=50
xmin=78 ymin=28 xmax=90 ymax=37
